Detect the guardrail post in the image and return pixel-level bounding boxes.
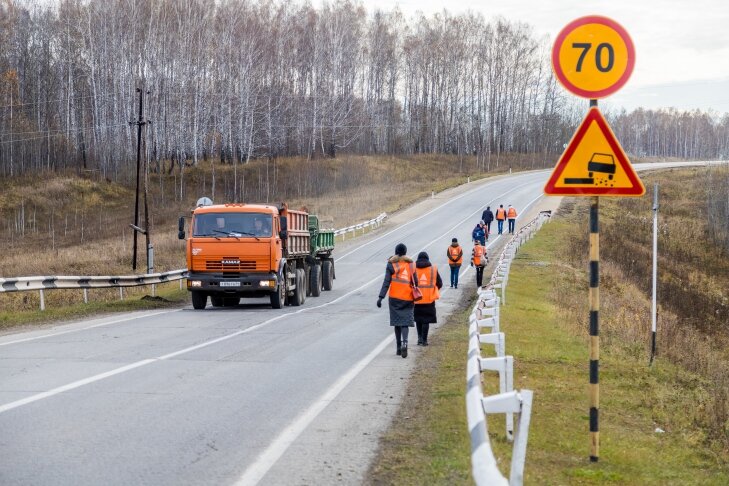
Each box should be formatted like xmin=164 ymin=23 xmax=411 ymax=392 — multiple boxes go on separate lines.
xmin=83 ymin=288 xmax=89 ymax=304
xmin=39 ymin=289 xmax=45 ymax=311
xmin=119 ymin=287 xmax=124 ymax=300
xmin=510 ymin=390 xmax=533 ymax=486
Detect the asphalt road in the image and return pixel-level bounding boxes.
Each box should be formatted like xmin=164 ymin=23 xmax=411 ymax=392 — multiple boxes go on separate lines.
xmin=0 ymin=162 xmax=717 ymax=485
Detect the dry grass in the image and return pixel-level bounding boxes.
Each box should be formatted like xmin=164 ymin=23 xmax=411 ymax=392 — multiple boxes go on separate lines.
xmin=0 ymin=153 xmax=536 ymax=314
xmin=559 ymin=169 xmax=729 ymax=447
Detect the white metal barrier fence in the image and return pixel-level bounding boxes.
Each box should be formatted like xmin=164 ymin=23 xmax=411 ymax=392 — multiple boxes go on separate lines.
xmin=0 ymin=214 xmax=388 ymax=310
xmin=467 ymin=210 xmax=551 ymax=486
xmin=333 ymin=212 xmax=387 ymax=239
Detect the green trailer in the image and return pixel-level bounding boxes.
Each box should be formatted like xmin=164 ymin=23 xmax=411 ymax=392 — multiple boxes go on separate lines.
xmin=306 ymin=214 xmax=335 ymax=297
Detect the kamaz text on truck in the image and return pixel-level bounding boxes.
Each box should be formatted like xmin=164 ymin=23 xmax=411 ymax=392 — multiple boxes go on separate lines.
xmin=179 ymin=198 xmax=335 ymax=309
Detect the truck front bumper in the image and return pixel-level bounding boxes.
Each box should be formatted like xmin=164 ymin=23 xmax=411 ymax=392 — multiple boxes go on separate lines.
xmin=186 ymin=272 xmax=279 ymax=296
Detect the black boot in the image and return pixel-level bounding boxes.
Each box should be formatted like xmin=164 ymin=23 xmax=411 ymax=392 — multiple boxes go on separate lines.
xmin=396 ymin=343 xmax=402 ymax=356
xmin=401 ymin=341 xmax=408 ymax=358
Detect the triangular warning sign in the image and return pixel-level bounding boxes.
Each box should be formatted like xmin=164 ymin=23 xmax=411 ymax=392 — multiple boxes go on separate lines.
xmin=420 ymin=274 xmax=428 ymax=284
xmin=544 ymin=107 xmax=645 ymax=196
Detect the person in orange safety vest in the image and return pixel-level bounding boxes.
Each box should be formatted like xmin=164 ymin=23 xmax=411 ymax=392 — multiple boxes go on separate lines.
xmin=377 ymin=243 xmax=415 ymax=358
xmin=495 ymin=204 xmax=506 ymax=235
xmin=471 ymin=240 xmax=488 ymax=287
xmin=507 ymin=205 xmax=517 ymax=234
xmin=414 ymin=251 xmax=443 ymax=346
xmin=446 ymin=237 xmax=463 ymax=289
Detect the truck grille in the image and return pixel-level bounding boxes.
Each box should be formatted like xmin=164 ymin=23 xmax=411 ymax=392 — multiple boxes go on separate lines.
xmin=205 ymin=259 xmax=259 ymax=271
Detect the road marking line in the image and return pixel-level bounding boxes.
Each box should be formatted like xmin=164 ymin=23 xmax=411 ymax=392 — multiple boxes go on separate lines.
xmin=0 ymin=310 xmax=180 ymax=347
xmin=234 ymin=334 xmax=394 ymax=486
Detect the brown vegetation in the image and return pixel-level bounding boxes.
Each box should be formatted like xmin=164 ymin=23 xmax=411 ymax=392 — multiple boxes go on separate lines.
xmin=559 ymin=167 xmax=729 ymax=447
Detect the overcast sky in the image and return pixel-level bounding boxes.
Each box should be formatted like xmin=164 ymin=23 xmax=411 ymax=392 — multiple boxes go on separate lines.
xmin=359 ymin=0 xmax=729 ymax=115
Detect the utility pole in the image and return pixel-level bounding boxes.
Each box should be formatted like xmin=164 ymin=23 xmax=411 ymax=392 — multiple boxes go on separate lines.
xmin=650 ymin=183 xmax=659 ymax=365
xmin=130 ymin=88 xmax=147 ymax=271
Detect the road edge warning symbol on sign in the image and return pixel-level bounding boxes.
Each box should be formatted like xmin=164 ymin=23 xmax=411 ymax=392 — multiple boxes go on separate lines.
xmin=544 ymin=107 xmax=645 ymax=196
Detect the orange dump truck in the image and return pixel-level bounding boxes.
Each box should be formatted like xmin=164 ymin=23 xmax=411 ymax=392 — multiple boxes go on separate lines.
xmin=179 ymin=199 xmax=335 ymax=309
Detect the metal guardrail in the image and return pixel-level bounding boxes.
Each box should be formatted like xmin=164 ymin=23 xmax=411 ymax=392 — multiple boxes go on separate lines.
xmin=334 ymin=212 xmax=387 ymax=239
xmin=1 ymin=213 xmax=388 ymax=310
xmin=467 ymin=210 xmax=551 ymax=486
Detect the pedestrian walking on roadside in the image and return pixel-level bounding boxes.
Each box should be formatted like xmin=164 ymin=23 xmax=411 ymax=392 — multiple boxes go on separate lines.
xmin=495 ymin=204 xmax=506 ymax=235
xmin=446 ymin=238 xmax=463 ymax=289
xmin=471 ymin=240 xmax=488 ymax=287
xmin=472 ymin=221 xmax=486 ymax=246
xmin=481 ymin=206 xmax=494 ymax=234
xmin=414 ymin=252 xmax=443 ymax=346
xmin=507 ymin=205 xmax=518 ymax=234
xmin=377 ymin=243 xmax=415 ymax=358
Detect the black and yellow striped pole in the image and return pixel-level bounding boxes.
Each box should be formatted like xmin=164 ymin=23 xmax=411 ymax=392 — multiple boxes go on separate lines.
xmin=589 ymin=195 xmax=600 ymax=462
xmin=587 ymin=97 xmax=600 ymax=462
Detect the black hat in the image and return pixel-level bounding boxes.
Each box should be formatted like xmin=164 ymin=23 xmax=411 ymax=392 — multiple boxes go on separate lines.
xmin=395 ymin=243 xmax=407 ymax=256
xmin=417 ymin=251 xmax=429 ymax=261
xmin=452 ymin=237 xmax=458 ymax=243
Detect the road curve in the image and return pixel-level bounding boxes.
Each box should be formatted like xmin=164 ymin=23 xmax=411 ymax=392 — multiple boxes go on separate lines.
xmin=0 ymin=162 xmax=718 ymax=485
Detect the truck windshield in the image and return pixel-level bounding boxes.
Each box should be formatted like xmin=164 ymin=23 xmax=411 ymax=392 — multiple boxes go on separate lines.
xmin=193 ymin=213 xmax=273 ymax=238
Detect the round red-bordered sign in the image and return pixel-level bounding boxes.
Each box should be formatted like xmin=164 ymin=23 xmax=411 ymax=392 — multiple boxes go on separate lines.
xmin=552 ymin=16 xmax=635 ymax=98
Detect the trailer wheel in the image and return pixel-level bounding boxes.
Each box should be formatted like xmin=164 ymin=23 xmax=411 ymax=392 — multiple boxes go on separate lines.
xmin=310 ymin=263 xmax=322 ymax=297
xmin=191 ymin=291 xmax=207 ymax=310
xmin=291 ymin=268 xmax=305 ymax=306
xmin=271 ymin=279 xmax=285 ymax=309
xmin=211 ymin=296 xmax=224 ymax=307
xmin=322 ymin=260 xmax=334 ymax=291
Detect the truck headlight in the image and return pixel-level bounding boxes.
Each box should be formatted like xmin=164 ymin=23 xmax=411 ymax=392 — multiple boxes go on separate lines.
xmin=260 ymin=280 xmax=271 ymax=287
xmin=188 ymin=280 xmax=202 ymax=287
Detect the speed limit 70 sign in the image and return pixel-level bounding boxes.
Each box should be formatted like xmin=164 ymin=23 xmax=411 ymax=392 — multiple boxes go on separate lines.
xmin=552 ymin=16 xmax=635 ymax=98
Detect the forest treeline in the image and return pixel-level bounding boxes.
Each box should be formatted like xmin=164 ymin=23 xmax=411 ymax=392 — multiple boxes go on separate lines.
xmin=1 ymin=0 xmax=729 ymax=181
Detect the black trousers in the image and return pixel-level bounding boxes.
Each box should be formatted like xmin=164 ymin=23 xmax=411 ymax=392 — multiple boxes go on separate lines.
xmin=475 ymin=265 xmax=484 ymax=287
xmin=416 ymin=322 xmax=430 ymax=343
xmin=394 ymin=326 xmax=410 ymax=346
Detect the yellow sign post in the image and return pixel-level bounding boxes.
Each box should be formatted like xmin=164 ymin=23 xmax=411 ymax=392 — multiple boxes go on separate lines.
xmin=548 ymin=15 xmax=643 ymax=464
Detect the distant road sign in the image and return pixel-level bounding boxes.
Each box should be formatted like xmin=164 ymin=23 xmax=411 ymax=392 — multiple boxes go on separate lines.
xmin=544 ymin=107 xmax=645 ymax=196
xmin=552 ymin=16 xmax=635 ymax=98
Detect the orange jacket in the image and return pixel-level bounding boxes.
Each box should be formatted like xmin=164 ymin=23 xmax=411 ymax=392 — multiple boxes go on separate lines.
xmin=507 ymin=207 xmax=517 ymax=218
xmin=447 ymin=245 xmax=463 ymax=266
xmin=415 ymin=264 xmax=440 ymax=304
xmin=495 ymin=208 xmax=506 ymax=220
xmin=389 ymin=261 xmax=415 ymax=301
xmin=472 ymin=244 xmax=486 ymax=266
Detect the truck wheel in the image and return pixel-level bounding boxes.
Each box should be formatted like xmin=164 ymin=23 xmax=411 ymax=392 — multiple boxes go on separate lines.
xmin=191 ymin=291 xmax=207 ymax=310
xmin=322 ymin=260 xmax=334 ymax=291
xmin=291 ymin=268 xmax=305 ymax=306
xmin=211 ymin=296 xmax=224 ymax=307
xmin=271 ymin=280 xmax=285 ymax=309
xmin=310 ymin=263 xmax=322 ymax=297
xmin=223 ymin=297 xmax=240 ymax=307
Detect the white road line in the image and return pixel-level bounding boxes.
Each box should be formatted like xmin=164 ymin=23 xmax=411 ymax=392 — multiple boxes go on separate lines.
xmin=0 ymin=310 xmax=180 ymax=347
xmin=0 ymin=276 xmax=383 ymax=415
xmin=234 ymin=334 xmax=394 ymax=486
xmin=337 ymin=174 xmax=543 ymax=261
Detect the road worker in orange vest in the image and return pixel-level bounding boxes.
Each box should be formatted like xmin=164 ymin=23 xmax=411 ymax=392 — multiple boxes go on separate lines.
xmin=471 ymin=240 xmax=488 ymax=287
xmin=414 ymin=251 xmax=443 ymax=346
xmin=377 ymin=243 xmax=415 ymax=358
xmin=446 ymin=237 xmax=463 ymax=289
xmin=495 ymin=204 xmax=507 ymax=235
xmin=507 ymin=204 xmax=518 ymax=234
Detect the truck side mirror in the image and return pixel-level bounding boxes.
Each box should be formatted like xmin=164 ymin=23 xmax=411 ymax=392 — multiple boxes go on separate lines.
xmin=279 ymin=216 xmax=288 ymax=240
xmin=178 ymin=216 xmax=185 ymax=240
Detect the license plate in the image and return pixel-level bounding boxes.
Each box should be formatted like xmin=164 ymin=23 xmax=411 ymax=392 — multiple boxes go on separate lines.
xmin=219 ymin=281 xmax=241 ymax=287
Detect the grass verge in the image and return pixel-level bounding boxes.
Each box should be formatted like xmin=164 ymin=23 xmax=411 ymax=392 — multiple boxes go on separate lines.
xmin=0 ymin=284 xmax=188 ymax=331
xmin=491 ymin=217 xmax=729 ymax=484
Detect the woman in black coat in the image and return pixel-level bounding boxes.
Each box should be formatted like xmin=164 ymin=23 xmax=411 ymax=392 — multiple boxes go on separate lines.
xmin=414 ymin=251 xmax=443 ymax=346
xmin=377 ymin=243 xmax=415 ymax=358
